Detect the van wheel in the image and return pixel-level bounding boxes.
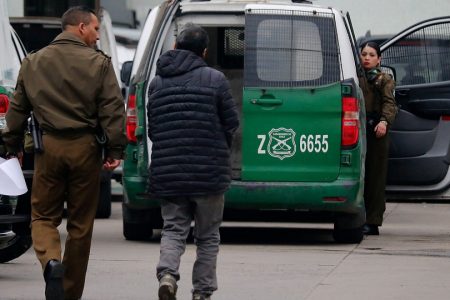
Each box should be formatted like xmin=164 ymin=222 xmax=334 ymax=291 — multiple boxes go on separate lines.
xmin=333 ymin=212 xmax=365 ymax=243
xmin=122 ymin=205 xmax=162 ymax=241
xmin=123 ymin=221 xmax=154 ymax=241
xmin=96 ymin=178 xmax=112 ymax=219
xmin=0 ymin=234 xmax=32 ymax=263
xmin=333 ymin=227 xmax=363 ymax=243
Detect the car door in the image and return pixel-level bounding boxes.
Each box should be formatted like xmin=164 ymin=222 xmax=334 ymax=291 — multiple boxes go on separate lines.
xmin=241 ymin=5 xmax=343 ymax=182
xmin=134 ymin=0 xmax=180 ymax=176
xmin=381 ymin=17 xmax=450 ymax=190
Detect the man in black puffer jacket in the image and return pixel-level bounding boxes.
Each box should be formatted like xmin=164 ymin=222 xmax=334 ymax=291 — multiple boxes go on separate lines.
xmin=147 ymin=24 xmax=239 ymax=300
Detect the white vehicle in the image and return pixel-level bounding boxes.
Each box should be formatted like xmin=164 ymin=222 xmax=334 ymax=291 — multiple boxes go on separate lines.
xmin=0 ymin=1 xmax=30 ymax=263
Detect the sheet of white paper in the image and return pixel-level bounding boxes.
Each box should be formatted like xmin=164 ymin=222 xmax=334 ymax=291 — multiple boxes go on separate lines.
xmin=0 ymin=157 xmax=28 ymax=196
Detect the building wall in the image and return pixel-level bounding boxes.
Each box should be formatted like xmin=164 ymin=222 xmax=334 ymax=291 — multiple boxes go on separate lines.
xmin=315 ymin=0 xmax=450 ymax=38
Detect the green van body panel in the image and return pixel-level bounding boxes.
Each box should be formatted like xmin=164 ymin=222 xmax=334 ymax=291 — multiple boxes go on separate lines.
xmin=242 ymin=83 xmax=342 ymax=182
xmin=121 ymin=2 xmax=366 ymax=242
xmin=122 ymin=80 xmax=150 ymax=209
xmin=123 ymin=81 xmax=364 ymax=212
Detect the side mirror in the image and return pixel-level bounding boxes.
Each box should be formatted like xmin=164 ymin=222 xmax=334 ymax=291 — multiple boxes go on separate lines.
xmin=120 ymin=61 xmax=133 ymax=85
xmin=380 ymin=65 xmax=396 ymax=82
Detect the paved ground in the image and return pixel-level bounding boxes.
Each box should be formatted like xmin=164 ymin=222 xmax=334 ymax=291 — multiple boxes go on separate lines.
xmin=1 ymin=201 xmax=450 ymax=300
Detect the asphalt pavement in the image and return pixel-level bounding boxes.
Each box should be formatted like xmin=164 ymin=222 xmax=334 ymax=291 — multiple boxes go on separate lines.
xmin=1 ymin=201 xmax=450 ymax=300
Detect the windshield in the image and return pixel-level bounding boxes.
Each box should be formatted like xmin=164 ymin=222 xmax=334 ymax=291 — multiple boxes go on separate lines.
xmin=0 ymin=1 xmax=20 ymax=88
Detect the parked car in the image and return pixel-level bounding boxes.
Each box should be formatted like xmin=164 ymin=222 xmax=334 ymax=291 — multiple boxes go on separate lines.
xmin=378 ymin=16 xmax=450 ymax=201
xmin=0 ymin=12 xmax=31 ymax=262
xmin=9 ymin=8 xmax=122 ymax=218
xmin=120 ymin=0 xmax=368 ymax=243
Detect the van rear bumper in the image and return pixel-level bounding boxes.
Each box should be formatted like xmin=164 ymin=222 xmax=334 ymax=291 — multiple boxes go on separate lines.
xmin=225 ymin=179 xmax=364 ymax=214
xmin=123 ymin=176 xmax=364 ymax=214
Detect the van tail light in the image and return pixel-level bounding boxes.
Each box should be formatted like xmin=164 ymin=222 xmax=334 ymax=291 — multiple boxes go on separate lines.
xmin=0 ymin=94 xmax=9 ymax=113
xmin=341 ymin=96 xmax=359 ymax=148
xmin=442 ymin=115 xmax=450 ymax=121
xmin=323 ymin=196 xmax=347 ymax=203
xmin=126 ymin=94 xmax=137 ymax=143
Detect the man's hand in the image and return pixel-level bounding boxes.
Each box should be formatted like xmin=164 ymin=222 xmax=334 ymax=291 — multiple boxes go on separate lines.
xmin=103 ymin=157 xmax=121 ymax=171
xmin=374 ymin=121 xmax=387 ymax=138
xmin=6 ymin=151 xmax=24 ymax=166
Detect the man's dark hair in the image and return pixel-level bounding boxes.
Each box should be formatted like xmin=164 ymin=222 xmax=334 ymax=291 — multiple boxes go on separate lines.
xmin=175 ymin=23 xmax=209 ymax=57
xmin=61 ymin=6 xmax=96 ymax=30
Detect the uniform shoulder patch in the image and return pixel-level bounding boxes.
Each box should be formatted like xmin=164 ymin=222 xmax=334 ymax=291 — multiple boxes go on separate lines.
xmin=96 ymin=48 xmax=111 ymax=59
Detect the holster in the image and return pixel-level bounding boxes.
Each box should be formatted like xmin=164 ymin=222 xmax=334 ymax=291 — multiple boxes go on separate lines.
xmin=95 ymin=126 xmax=107 ymax=161
xmin=29 ymin=112 xmax=44 ymax=153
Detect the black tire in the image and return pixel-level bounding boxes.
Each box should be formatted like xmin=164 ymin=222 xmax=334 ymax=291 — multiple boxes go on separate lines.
xmin=96 ymin=172 xmax=112 ymax=219
xmin=0 ymin=234 xmax=32 ymax=263
xmin=0 ymin=191 xmax=32 ymax=263
xmin=333 ymin=211 xmax=365 ymax=243
xmin=123 ymin=221 xmax=154 ymax=241
xmin=333 ymin=227 xmax=363 ymax=243
xmin=122 ymin=204 xmax=162 ymax=241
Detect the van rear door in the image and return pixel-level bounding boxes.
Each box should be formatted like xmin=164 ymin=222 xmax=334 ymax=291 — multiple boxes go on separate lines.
xmin=241 ymin=5 xmax=343 ymax=182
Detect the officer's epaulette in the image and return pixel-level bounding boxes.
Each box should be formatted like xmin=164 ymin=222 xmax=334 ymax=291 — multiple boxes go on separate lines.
xmin=96 ymin=48 xmax=111 ymax=59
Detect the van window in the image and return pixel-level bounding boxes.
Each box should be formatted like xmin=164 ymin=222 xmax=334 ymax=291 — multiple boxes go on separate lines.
xmin=382 ymin=22 xmax=450 ymax=85
xmin=218 ymin=28 xmax=244 ymax=69
xmin=244 ymin=10 xmax=340 ymax=87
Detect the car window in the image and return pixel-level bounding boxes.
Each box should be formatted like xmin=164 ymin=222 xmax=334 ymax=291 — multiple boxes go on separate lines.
xmin=10 ymin=19 xmax=61 ymax=52
xmin=244 ymin=10 xmax=340 ymax=87
xmin=382 ymin=22 xmax=450 ymax=86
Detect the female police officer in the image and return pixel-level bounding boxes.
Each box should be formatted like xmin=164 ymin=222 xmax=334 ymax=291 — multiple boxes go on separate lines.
xmin=359 ymin=42 xmax=397 ymax=235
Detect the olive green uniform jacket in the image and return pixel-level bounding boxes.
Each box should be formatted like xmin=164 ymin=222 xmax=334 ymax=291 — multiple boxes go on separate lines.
xmin=2 ymin=32 xmax=126 ymax=159
xmin=359 ymin=70 xmax=397 ymax=225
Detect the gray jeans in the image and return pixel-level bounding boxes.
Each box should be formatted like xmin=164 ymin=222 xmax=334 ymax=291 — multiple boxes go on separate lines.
xmin=156 ymin=193 xmax=225 ymax=295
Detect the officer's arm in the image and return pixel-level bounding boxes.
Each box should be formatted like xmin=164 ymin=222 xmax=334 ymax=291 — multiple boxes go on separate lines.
xmin=97 ymin=59 xmax=127 ymax=160
xmin=380 ymin=77 xmax=397 ymax=125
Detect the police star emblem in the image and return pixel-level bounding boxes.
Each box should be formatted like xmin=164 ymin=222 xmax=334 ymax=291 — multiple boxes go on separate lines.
xmin=267 ymin=128 xmax=297 ymax=160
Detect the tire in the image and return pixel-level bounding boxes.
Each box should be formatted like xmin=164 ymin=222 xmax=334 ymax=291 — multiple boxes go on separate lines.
xmin=96 ymin=172 xmax=112 ymax=219
xmin=0 ymin=192 xmax=32 ymax=263
xmin=0 ymin=234 xmax=32 ymax=263
xmin=333 ymin=226 xmax=363 ymax=243
xmin=333 ymin=211 xmax=365 ymax=243
xmin=123 ymin=221 xmax=154 ymax=241
xmin=122 ymin=204 xmax=162 ymax=241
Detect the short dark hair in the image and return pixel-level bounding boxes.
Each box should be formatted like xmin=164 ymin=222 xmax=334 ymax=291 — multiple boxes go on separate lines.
xmin=360 ymin=41 xmax=381 ymax=57
xmin=61 ymin=6 xmax=96 ymax=30
xmin=175 ymin=23 xmax=209 ymax=57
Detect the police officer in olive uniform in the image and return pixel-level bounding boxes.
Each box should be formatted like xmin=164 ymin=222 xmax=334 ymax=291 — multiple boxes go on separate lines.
xmin=2 ymin=6 xmax=126 ymax=300
xmin=359 ymin=42 xmax=397 ymax=236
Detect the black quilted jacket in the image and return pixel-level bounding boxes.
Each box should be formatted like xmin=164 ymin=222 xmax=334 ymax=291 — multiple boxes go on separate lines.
xmin=147 ymin=49 xmax=239 ymax=197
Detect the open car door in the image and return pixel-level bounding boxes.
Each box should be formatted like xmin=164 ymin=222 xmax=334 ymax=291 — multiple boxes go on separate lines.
xmin=381 ymin=17 xmax=450 ymax=197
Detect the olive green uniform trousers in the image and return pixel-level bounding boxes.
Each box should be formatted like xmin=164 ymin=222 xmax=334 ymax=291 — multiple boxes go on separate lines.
xmin=364 ymin=132 xmax=389 ymax=226
xmin=31 ymin=133 xmax=101 ymax=299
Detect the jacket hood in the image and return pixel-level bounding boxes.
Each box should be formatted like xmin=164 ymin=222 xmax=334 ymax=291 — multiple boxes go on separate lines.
xmin=156 ymin=49 xmax=207 ymax=77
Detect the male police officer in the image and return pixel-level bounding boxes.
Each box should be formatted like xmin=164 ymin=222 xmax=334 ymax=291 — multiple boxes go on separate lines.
xmin=2 ymin=6 xmax=126 ymax=300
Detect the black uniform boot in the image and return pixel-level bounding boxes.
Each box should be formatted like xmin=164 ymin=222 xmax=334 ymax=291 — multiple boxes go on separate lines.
xmin=44 ymin=260 xmax=65 ymax=300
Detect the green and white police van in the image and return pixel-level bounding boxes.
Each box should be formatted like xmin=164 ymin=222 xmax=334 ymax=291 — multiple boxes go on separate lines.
xmin=121 ymin=0 xmax=367 ymax=243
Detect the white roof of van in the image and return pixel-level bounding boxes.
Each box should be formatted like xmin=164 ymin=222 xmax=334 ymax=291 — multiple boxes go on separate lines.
xmin=180 ymin=0 xmax=334 ymax=14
